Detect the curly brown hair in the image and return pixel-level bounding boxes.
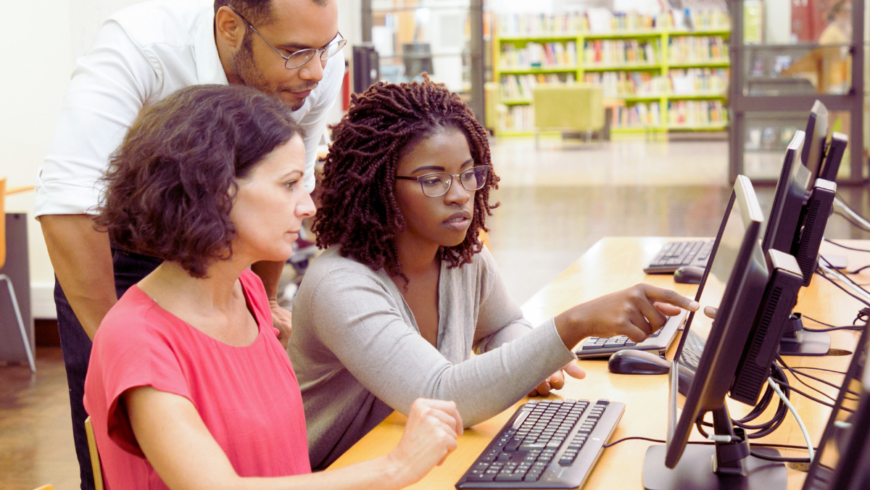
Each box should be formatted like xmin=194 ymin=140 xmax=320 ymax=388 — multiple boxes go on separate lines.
xmin=95 ymin=84 xmax=302 ymax=278
xmin=313 ymin=77 xmax=500 ymax=278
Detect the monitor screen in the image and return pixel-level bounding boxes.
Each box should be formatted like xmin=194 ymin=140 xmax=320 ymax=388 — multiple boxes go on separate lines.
xmin=665 ymin=175 xmax=769 ymax=468
xmin=761 ymin=131 xmax=811 ymax=255
xmin=803 ymin=324 xmax=870 ymax=490
xmin=802 ymin=100 xmax=829 ymax=182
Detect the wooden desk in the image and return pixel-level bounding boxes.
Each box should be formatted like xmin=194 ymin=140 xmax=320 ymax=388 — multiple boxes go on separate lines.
xmin=328 ymin=237 xmax=868 ymax=489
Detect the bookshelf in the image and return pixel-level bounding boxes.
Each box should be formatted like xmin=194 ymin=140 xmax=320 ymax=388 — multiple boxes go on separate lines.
xmin=493 ymin=11 xmax=731 ymax=136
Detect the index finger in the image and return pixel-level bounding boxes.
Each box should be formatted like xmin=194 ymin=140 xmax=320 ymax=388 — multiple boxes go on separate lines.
xmin=641 ymin=284 xmax=699 ymax=311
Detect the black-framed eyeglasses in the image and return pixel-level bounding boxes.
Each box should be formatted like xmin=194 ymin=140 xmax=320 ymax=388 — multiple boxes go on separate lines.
xmin=231 ymin=9 xmax=347 ymax=70
xmin=396 ymin=165 xmax=491 ymax=197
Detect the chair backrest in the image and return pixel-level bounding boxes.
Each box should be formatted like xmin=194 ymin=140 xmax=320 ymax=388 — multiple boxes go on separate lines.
xmin=0 ymin=177 xmax=7 ymax=269
xmin=85 ymin=416 xmax=105 ymax=490
xmin=532 ymin=84 xmax=605 ymax=133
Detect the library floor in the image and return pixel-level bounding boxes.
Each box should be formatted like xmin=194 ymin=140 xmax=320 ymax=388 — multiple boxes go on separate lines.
xmin=4 ymin=137 xmax=870 ymax=490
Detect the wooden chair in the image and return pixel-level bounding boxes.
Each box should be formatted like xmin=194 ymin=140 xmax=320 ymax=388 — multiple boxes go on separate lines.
xmin=85 ymin=416 xmax=105 ymax=490
xmin=0 ymin=178 xmax=36 ymax=372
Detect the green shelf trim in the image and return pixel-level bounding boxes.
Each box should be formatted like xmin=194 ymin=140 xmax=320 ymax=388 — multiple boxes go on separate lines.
xmin=666 ymin=60 xmax=730 ymax=68
xmin=584 ymin=63 xmax=661 ymax=71
xmin=502 ymin=99 xmax=532 ymax=105
xmin=667 ymin=124 xmax=729 ymax=131
xmin=498 ymin=67 xmax=579 ymax=74
xmin=614 ymin=94 xmax=665 ymax=101
xmin=582 ymin=30 xmax=663 ymax=39
xmin=611 ymin=127 xmax=667 ymax=133
xmin=665 ymin=92 xmax=727 ymax=99
xmin=667 ymin=29 xmax=731 ymax=37
xmin=497 ymin=34 xmax=580 ymax=41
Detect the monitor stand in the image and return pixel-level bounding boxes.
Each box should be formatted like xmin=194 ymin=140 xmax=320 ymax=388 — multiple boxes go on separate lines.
xmin=778 ymin=313 xmax=831 ymax=356
xmin=642 ymin=407 xmax=787 ymax=490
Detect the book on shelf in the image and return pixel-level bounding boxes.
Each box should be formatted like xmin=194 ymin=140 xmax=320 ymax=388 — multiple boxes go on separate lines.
xmin=668 ymin=36 xmax=729 ymax=63
xmin=495 ymin=8 xmax=729 ymax=37
xmin=500 ymin=105 xmax=535 ymax=132
xmin=584 ymin=72 xmax=667 ymax=98
xmin=668 ymin=68 xmax=729 ymax=94
xmin=500 ymin=41 xmax=577 ymax=70
xmin=667 ymin=100 xmax=728 ymax=127
xmin=500 ymin=73 xmax=577 ymax=100
xmin=583 ymin=39 xmax=659 ymax=65
xmin=614 ymin=102 xmax=662 ymax=128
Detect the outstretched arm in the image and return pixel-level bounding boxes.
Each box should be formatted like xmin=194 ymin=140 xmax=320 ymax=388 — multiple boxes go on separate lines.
xmin=124 ymin=387 xmax=461 ymax=490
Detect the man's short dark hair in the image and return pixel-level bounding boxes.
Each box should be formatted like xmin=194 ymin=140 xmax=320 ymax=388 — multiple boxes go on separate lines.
xmin=95 ymin=85 xmax=303 ymax=278
xmin=215 ymin=0 xmax=275 ymax=25
xmin=214 ymin=0 xmax=330 ymax=26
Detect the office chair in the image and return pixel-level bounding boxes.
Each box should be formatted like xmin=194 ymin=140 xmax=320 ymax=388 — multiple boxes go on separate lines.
xmin=0 ymin=177 xmax=36 ymax=373
xmin=85 ymin=416 xmax=105 ymax=490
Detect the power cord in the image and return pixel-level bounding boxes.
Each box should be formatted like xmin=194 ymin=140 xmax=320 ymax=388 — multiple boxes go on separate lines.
xmin=815 ymin=265 xmax=870 ymax=307
xmin=823 ymin=238 xmax=870 ymax=253
xmin=777 ymin=355 xmax=860 ymax=400
xmin=768 ymin=377 xmax=814 ymax=462
xmin=799 ymin=314 xmax=864 ymax=333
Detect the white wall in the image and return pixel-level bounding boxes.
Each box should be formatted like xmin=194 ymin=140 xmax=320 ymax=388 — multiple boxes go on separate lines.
xmin=764 ymin=0 xmax=791 ymax=44
xmin=2 ymin=0 xmax=74 ymax=318
xmin=3 ymin=0 xmax=355 ymax=319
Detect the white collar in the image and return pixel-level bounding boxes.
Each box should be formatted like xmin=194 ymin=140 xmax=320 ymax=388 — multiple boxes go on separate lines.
xmin=195 ymin=7 xmax=229 ymax=85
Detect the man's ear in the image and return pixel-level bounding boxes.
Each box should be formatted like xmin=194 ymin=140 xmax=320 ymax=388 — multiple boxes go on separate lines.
xmin=215 ymin=6 xmax=246 ymax=50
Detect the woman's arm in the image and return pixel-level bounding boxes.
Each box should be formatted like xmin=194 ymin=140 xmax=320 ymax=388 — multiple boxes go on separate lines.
xmin=124 ymin=387 xmax=461 ymax=490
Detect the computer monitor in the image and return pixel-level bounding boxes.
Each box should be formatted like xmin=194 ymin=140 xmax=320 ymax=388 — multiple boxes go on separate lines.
xmin=759 ymin=129 xmax=848 ymax=355
xmin=802 ymin=100 xmax=829 ymax=181
xmin=642 ymin=176 xmax=790 ymax=490
xmin=761 ymin=131 xmax=811 ymax=256
xmin=802 ymin=322 xmax=870 ymax=490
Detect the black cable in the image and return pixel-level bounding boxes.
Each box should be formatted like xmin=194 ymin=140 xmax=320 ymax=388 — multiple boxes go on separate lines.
xmin=815 ymin=266 xmax=870 ymax=307
xmin=770 ymin=377 xmax=854 ymax=412
xmin=799 ymin=315 xmax=862 ymax=332
xmin=823 ymin=238 xmax=870 ymax=253
xmin=603 ymin=436 xmax=666 ymax=448
xmin=790 ymin=366 xmax=848 ymax=376
xmin=822 ymin=256 xmax=870 ymax=296
xmin=748 ymin=452 xmax=810 ymax=463
xmin=833 ymin=210 xmax=870 ymax=233
xmin=849 ymin=264 xmax=870 ymax=275
xmin=696 ymin=364 xmax=790 ymax=438
xmin=777 ymin=356 xmax=840 ymax=402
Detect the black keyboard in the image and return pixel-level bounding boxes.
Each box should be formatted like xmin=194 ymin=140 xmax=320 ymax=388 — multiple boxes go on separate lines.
xmin=574 ymin=311 xmax=686 ymax=359
xmin=455 ymin=399 xmax=625 ymax=489
xmin=675 ymin=330 xmax=705 ymax=395
xmin=678 ymin=329 xmax=705 ymax=370
xmin=644 ymin=240 xmax=713 ymax=274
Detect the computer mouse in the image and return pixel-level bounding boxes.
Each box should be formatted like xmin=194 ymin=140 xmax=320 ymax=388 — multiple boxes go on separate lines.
xmin=608 ymin=349 xmax=671 ymax=375
xmin=673 ymin=265 xmax=705 ymax=285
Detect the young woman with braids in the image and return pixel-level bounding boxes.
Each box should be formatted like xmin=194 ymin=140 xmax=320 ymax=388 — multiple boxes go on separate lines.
xmin=289 ymin=77 xmax=699 ymax=469
xmin=83 ymin=85 xmax=462 ymax=490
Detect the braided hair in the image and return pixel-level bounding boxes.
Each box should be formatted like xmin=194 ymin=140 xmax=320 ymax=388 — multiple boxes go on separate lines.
xmin=313 ymin=77 xmax=500 ymax=279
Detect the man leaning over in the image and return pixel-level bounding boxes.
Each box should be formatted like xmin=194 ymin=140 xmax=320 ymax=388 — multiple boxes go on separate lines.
xmin=35 ymin=0 xmax=345 ymax=488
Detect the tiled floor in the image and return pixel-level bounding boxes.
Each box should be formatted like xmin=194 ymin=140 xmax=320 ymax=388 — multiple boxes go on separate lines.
xmin=3 ymin=137 xmax=869 ymax=489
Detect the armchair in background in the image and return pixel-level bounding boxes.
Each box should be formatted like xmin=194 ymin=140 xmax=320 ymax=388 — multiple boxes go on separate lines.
xmin=532 ymin=84 xmax=605 ymax=148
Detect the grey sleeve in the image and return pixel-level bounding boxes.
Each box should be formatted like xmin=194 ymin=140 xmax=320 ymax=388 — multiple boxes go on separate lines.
xmin=307 ymin=268 xmax=576 ymax=427
xmin=472 ymin=247 xmax=539 ymax=354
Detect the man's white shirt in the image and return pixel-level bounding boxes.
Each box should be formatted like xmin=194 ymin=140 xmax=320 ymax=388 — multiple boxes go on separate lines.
xmin=36 ymin=0 xmax=343 ymax=217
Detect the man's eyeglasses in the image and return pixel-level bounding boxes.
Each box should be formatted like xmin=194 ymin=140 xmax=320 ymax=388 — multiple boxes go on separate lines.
xmin=232 ymin=9 xmax=347 ymax=70
xmin=396 ymin=166 xmax=491 ymax=198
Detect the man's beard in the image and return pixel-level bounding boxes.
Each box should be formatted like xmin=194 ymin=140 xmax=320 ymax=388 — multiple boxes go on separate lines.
xmin=233 ymin=35 xmax=307 ymax=111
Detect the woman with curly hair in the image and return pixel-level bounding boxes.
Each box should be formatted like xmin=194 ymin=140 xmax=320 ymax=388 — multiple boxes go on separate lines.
xmin=289 ymin=77 xmax=698 ymax=469
xmin=83 ymin=84 xmax=463 ymax=490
